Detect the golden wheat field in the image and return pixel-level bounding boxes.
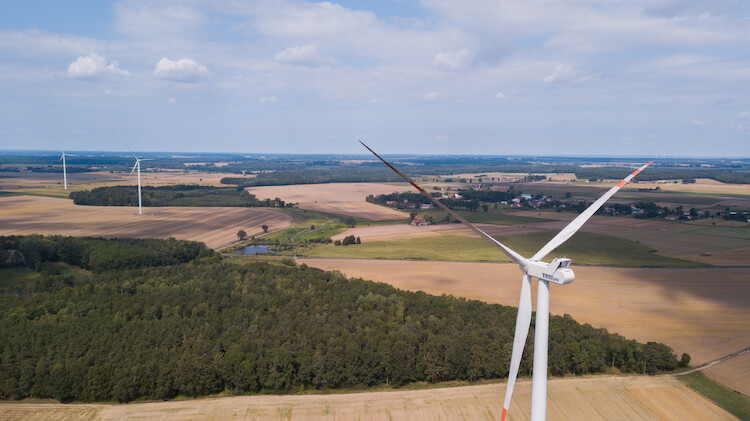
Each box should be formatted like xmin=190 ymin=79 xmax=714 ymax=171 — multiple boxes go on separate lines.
xmin=246 ymin=183 xmax=411 ymax=220
xmin=300 ymin=259 xmax=750 ymax=367
xmin=0 ymin=196 xmax=291 ymax=249
xmin=0 ymin=375 xmax=736 ymax=421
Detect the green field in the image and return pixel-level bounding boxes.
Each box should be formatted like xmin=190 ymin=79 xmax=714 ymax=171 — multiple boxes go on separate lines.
xmin=298 ymin=231 xmax=705 ymax=267
xmin=417 ymin=209 xmax=553 ymax=225
xmin=678 ymin=372 xmax=750 ymax=420
xmin=295 ymin=225 xmax=345 ymax=242
xmin=274 ymin=207 xmax=344 ymax=227
xmin=685 ymin=226 xmax=750 ymax=240
xmin=261 ymin=227 xmax=306 ymax=241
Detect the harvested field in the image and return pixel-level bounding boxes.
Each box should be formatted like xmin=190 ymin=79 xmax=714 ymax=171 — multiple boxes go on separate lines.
xmin=703 ymin=352 xmax=750 ymax=397
xmin=297 ymin=202 xmax=407 ymax=221
xmin=246 ymin=182 xmax=411 ymax=220
xmin=299 ymin=259 xmax=750 ymax=366
xmin=0 ymin=376 xmax=736 ymax=420
xmin=635 ymin=179 xmax=750 ymax=196
xmin=0 ymin=402 xmax=107 ymax=421
xmin=0 ymin=196 xmax=291 ymax=249
xmin=0 ymin=170 xmax=231 ymax=191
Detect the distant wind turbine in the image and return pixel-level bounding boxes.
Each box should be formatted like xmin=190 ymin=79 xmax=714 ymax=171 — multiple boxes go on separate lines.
xmin=128 ymin=150 xmax=152 ymax=215
xmin=60 ymin=151 xmax=68 ymax=190
xmin=360 ymin=140 xmax=651 ymax=421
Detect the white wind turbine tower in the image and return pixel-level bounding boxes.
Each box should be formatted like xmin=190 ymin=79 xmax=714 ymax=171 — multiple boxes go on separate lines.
xmin=360 ymin=141 xmax=651 ymax=421
xmin=128 ymin=152 xmax=153 ymax=215
xmin=60 ymin=151 xmax=68 ymax=190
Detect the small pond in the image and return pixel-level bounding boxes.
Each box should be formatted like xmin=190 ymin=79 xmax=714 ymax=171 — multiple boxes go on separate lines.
xmin=234 ymin=245 xmax=279 ymax=255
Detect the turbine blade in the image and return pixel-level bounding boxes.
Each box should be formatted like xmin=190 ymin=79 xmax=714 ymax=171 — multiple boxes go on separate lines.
xmin=129 ymin=162 xmax=138 ymax=176
xmin=531 ymin=161 xmax=652 ymax=261
xmin=359 ymin=140 xmax=527 ymax=267
xmin=501 ymin=274 xmax=533 ymax=421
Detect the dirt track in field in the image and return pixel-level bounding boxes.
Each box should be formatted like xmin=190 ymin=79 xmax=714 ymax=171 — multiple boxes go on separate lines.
xmin=300 ymin=258 xmax=750 ymax=367
xmin=0 ymin=375 xmax=736 ymax=421
xmin=0 ymin=196 xmax=291 ymax=249
xmin=246 ymin=183 xmax=411 ymax=220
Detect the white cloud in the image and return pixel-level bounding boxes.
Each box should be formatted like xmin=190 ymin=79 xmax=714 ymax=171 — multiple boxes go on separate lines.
xmin=494 ymin=92 xmax=506 ymax=99
xmin=423 ymin=92 xmax=439 ymax=101
xmin=690 ymin=119 xmax=708 ymax=126
xmin=739 ymin=112 xmax=750 ymax=119
xmin=153 ymin=57 xmax=210 ymax=83
xmin=67 ymin=53 xmax=129 ymax=79
xmin=433 ymin=48 xmax=474 ymax=70
xmin=259 ymin=96 xmax=278 ymax=103
xmin=114 ymin=1 xmax=205 ymax=41
xmin=543 ymin=65 xmax=594 ymax=84
xmin=167 ymin=98 xmax=177 ymax=104
xmin=274 ymin=44 xmax=334 ymax=67
xmin=422 ymin=0 xmax=743 ymax=53
xmin=228 ymin=0 xmax=474 ymax=65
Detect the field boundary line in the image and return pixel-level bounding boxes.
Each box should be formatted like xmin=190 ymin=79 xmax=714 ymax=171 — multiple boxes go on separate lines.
xmin=675 ymin=346 xmax=750 ymax=376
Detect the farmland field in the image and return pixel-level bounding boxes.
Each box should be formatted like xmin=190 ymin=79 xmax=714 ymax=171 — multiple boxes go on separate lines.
xmin=0 ymin=375 xmax=736 ymax=420
xmin=0 ymin=196 xmax=291 ymax=249
xmin=512 ymin=211 xmax=750 ymax=266
xmin=299 ymin=259 xmax=750 ymax=366
xmin=246 ymin=182 xmax=411 ymax=220
xmin=703 ymin=352 xmax=750 ymax=397
xmin=300 ymin=231 xmax=703 ymax=267
xmin=0 ymin=170 xmax=232 ymax=194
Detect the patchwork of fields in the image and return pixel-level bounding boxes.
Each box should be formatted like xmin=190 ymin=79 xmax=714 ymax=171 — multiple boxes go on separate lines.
xmin=2 ymin=176 xmax=749 ymax=418
xmin=0 ymin=196 xmax=291 ymax=249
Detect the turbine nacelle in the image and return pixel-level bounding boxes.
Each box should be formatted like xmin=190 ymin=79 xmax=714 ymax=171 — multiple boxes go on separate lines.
xmin=525 ymin=258 xmax=575 ymax=285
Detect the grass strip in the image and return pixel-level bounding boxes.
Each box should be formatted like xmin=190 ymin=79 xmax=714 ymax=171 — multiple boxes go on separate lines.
xmin=678 ymin=372 xmax=750 ymax=420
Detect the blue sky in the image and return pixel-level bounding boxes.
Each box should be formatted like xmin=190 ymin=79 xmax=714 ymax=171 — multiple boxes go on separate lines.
xmin=1 ymin=0 xmax=749 ymax=156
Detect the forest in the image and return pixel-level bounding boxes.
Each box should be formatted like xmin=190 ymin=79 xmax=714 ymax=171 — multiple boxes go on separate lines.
xmin=0 ymin=236 xmax=686 ymax=403
xmin=69 ymin=185 xmax=285 ymax=208
xmin=0 ymin=235 xmax=213 ymax=273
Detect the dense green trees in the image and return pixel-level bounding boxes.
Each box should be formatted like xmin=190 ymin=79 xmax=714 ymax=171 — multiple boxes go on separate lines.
xmin=0 ymin=235 xmax=212 ymax=272
xmin=0 ymin=243 xmax=684 ymax=403
xmin=69 ymin=185 xmax=280 ymax=207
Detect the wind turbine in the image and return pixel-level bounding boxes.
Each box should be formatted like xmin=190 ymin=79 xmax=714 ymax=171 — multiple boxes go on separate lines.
xmin=128 ymin=151 xmax=152 ymax=215
xmin=359 ymin=140 xmax=651 ymax=421
xmin=60 ymin=151 xmax=68 ymax=190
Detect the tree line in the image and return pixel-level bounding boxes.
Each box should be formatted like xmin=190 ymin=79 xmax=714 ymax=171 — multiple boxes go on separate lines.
xmin=0 ymin=239 xmax=686 ymax=403
xmin=0 ymin=235 xmax=213 ymax=273
xmin=69 ymin=185 xmax=286 ymax=208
